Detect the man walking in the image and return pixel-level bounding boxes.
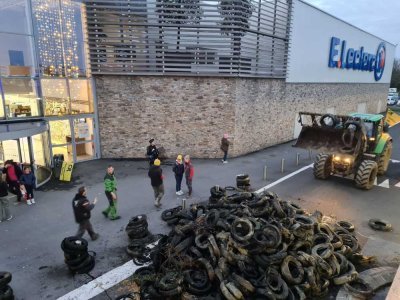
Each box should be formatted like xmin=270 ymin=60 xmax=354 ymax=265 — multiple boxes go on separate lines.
xmin=220 ymin=134 xmax=230 ymax=163
xmin=184 ymin=155 xmax=194 ymax=197
xmin=72 ymin=186 xmax=99 ymax=240
xmin=102 ymin=165 xmax=120 ymax=220
xmin=2 ymin=160 xmax=23 ymax=203
xmin=0 ymin=177 xmax=12 ymax=222
xmin=148 ymin=159 xmax=164 ymax=207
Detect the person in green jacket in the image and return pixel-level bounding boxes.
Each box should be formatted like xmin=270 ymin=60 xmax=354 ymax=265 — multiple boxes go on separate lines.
xmin=102 ymin=165 xmax=120 ymax=220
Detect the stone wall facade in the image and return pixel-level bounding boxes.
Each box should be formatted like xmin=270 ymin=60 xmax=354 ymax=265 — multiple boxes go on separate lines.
xmin=94 ymin=76 xmax=389 ymax=159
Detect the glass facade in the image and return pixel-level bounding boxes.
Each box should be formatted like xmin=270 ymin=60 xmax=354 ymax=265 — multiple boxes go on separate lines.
xmin=0 ymin=0 xmax=99 ymax=174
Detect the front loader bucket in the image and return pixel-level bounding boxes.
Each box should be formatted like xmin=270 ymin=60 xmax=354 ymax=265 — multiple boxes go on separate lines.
xmin=294 ymin=126 xmax=357 ymax=154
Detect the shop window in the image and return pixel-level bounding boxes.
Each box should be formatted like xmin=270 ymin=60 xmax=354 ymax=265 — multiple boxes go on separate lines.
xmin=76 ymin=142 xmax=95 ymax=161
xmin=32 ymin=132 xmax=51 ymax=168
xmin=0 ymin=33 xmax=35 ymax=77
xmin=52 ymin=145 xmax=73 ymax=163
xmin=42 ymin=79 xmax=70 ymax=116
xmin=0 ymin=0 xmax=31 ymax=35
xmin=74 ymin=118 xmax=94 ymax=142
xmin=1 ymin=78 xmax=41 ymax=118
xmin=69 ymin=79 xmax=94 ymax=114
xmin=0 ymin=140 xmax=20 ymax=164
xmin=49 ymin=120 xmax=71 ymax=145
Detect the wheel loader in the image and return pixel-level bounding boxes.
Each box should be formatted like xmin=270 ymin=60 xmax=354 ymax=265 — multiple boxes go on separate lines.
xmin=294 ymin=112 xmax=392 ymax=190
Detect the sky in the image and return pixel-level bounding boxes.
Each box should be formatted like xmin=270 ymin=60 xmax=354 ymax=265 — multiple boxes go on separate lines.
xmin=304 ymin=0 xmax=400 ymax=59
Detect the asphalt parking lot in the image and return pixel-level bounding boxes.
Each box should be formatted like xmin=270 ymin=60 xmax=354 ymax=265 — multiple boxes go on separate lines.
xmin=0 ymin=124 xmax=399 ymax=300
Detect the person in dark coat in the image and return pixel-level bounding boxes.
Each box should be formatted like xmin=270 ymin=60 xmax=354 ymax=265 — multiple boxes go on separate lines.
xmin=0 ymin=176 xmax=12 ymax=222
xmin=172 ymin=155 xmax=185 ymax=195
xmin=20 ymin=166 xmax=36 ymax=205
xmin=146 ymin=139 xmax=159 ymax=166
xmin=148 ymin=159 xmax=164 ymax=207
xmin=184 ymin=155 xmax=194 ymax=197
xmin=72 ymin=186 xmax=99 ymax=240
xmin=220 ymin=134 xmax=230 ymax=163
xmin=2 ymin=160 xmax=23 ymax=203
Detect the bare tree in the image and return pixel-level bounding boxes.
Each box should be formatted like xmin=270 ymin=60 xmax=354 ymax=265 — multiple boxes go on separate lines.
xmin=390 ymin=59 xmax=400 ymax=90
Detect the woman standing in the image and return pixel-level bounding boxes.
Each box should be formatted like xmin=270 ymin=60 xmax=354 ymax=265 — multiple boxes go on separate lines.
xmin=173 ymin=155 xmax=185 ymax=195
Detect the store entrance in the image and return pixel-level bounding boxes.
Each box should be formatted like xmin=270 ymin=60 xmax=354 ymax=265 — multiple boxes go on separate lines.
xmin=0 ymin=133 xmax=52 ymax=187
xmin=49 ymin=116 xmax=98 ymax=163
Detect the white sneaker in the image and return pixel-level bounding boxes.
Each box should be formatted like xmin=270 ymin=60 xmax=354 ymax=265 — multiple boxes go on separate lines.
xmin=179 ymin=190 xmax=184 ymax=195
xmin=31 ymin=198 xmax=35 ymax=204
xmin=223 ymin=160 xmax=228 ymax=164
xmin=6 ymin=215 xmax=13 ymax=221
xmin=176 ymin=191 xmax=180 ymax=195
xmin=27 ymin=200 xmax=32 ymax=205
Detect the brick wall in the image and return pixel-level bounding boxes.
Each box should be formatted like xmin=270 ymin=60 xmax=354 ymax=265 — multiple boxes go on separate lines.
xmin=94 ymin=75 xmax=389 ymax=158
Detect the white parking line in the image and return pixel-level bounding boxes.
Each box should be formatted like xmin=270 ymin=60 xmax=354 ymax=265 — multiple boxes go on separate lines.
xmin=255 ymin=164 xmax=313 ymax=195
xmin=57 ymin=260 xmax=143 ymax=300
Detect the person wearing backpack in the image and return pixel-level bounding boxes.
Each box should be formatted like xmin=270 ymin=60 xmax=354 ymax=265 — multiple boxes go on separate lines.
xmin=172 ymin=155 xmax=185 ymax=195
xmin=184 ymin=155 xmax=194 ymax=197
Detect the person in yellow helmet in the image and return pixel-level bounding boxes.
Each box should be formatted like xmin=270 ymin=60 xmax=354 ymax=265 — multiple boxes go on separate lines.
xmin=173 ymin=154 xmax=185 ymax=195
xmin=148 ymin=159 xmax=164 ymax=207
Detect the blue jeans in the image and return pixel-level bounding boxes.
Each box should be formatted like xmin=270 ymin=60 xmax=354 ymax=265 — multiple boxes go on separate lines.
xmin=175 ymin=175 xmax=183 ymax=192
xmin=223 ymin=151 xmax=228 ymax=161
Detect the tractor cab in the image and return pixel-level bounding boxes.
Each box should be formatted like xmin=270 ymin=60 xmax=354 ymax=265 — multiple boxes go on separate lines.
xmin=348 ymin=113 xmax=388 ymax=153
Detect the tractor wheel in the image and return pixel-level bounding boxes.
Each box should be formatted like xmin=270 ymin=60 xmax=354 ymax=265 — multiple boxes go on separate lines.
xmin=377 ymin=141 xmax=392 ymax=175
xmin=313 ymin=154 xmax=332 ymax=179
xmin=355 ymin=160 xmax=378 ymax=190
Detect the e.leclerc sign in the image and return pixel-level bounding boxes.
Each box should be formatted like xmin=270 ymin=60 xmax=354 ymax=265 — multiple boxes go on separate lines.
xmin=328 ymin=37 xmax=386 ymax=81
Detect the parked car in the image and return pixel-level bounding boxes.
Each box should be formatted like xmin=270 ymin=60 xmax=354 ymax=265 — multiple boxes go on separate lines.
xmin=388 ymin=96 xmax=396 ymax=105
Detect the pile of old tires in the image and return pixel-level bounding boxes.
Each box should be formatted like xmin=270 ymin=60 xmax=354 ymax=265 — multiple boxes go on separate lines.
xmin=132 ymin=187 xmax=374 ymax=299
xmin=61 ymin=236 xmax=95 ymax=274
xmin=0 ymin=272 xmax=14 ymax=300
xmin=126 ymin=215 xmax=160 ymax=265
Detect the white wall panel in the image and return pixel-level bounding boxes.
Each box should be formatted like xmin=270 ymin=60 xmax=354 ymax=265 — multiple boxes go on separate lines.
xmin=287 ymin=0 xmax=396 ymax=83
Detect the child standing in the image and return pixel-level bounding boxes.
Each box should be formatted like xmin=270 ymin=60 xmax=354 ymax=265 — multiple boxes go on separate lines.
xmin=184 ymin=155 xmax=194 ymax=197
xmin=172 ymin=155 xmax=185 ymax=195
xmin=20 ymin=167 xmax=36 ymax=205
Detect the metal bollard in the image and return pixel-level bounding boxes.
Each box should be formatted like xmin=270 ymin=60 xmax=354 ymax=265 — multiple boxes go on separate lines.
xmin=296 ymin=153 xmax=300 ymax=166
xmin=281 ymin=158 xmax=285 ymax=173
xmin=182 ymin=198 xmax=186 ymax=209
xmin=263 ymin=165 xmax=268 ymax=180
xmin=308 ymin=149 xmax=312 ymax=160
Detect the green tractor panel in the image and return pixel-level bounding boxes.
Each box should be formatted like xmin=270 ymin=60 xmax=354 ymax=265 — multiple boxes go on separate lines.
xmin=294 ymin=112 xmax=392 ymax=190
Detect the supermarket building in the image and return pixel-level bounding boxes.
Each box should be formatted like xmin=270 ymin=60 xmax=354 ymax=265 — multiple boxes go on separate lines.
xmin=0 ymin=0 xmax=396 ymax=185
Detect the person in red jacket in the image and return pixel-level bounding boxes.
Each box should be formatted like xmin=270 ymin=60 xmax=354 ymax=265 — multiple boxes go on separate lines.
xmin=184 ymin=155 xmax=194 ymax=197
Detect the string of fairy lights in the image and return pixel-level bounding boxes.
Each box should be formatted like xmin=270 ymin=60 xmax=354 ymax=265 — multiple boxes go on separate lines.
xmin=33 ymin=0 xmax=79 ymax=77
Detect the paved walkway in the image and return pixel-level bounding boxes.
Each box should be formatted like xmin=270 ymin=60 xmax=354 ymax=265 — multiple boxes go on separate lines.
xmin=1 ymin=124 xmax=399 ymax=299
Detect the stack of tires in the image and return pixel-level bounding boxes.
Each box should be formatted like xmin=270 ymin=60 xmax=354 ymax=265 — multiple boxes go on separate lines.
xmin=0 ymin=272 xmax=14 ymax=300
xmin=61 ymin=237 xmax=95 ymax=274
xmin=126 ymin=215 xmax=154 ymax=259
xmin=236 ymin=174 xmax=251 ymax=190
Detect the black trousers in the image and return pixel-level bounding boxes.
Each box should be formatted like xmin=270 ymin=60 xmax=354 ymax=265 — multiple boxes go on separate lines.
xmin=25 ymin=184 xmax=34 ymax=199
xmin=8 ymin=181 xmax=22 ymax=201
xmin=76 ymin=219 xmax=96 ymax=238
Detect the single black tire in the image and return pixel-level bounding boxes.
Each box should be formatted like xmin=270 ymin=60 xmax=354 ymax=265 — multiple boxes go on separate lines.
xmin=355 ymin=160 xmax=378 ymax=190
xmin=62 ymin=236 xmax=88 ymax=252
xmin=0 ymin=285 xmax=13 ymax=300
xmin=368 ymin=219 xmax=392 ymax=231
xmin=0 ymin=272 xmax=12 ymax=289
xmin=65 ymin=253 xmax=90 ymax=267
xmin=336 ymin=220 xmax=355 ymax=232
xmin=377 ymin=141 xmax=392 ymax=175
xmin=320 ymin=114 xmax=338 ymax=127
xmin=68 ymin=255 xmax=93 ymax=272
xmin=313 ymin=154 xmax=332 ymax=179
